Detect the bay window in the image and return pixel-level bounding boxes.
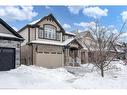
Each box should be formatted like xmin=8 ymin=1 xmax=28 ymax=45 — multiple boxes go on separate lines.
xmin=38 ymin=24 xmax=62 ymax=41
xmin=44 ymin=24 xmax=56 ymax=40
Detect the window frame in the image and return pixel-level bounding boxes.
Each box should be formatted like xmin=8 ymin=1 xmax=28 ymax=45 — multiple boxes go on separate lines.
xmin=38 ymin=24 xmax=62 ymax=41
xmin=43 ymin=24 xmax=57 ymax=40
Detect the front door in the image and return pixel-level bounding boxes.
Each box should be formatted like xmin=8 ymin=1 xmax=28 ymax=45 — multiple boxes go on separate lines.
xmin=70 ymin=48 xmax=78 ymax=63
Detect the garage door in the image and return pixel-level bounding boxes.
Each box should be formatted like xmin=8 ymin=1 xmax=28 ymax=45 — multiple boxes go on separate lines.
xmin=36 ymin=52 xmax=64 ymax=68
xmin=0 ymin=47 xmax=15 ymax=71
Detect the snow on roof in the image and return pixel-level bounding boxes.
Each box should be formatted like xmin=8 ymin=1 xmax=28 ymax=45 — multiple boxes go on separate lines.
xmin=63 ymin=38 xmax=74 ymax=45
xmin=30 ymin=38 xmax=75 ymax=46
xmin=65 ymin=31 xmax=76 ymax=36
xmin=0 ymin=33 xmax=18 ymax=38
xmin=28 ymin=19 xmax=41 ymax=25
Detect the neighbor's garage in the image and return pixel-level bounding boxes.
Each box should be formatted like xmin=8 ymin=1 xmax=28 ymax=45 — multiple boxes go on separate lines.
xmin=0 ymin=47 xmax=15 ymax=71
xmin=0 ymin=18 xmax=23 ymax=71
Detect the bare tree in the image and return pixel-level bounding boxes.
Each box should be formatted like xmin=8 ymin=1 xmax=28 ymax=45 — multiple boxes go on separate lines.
xmin=76 ymin=21 xmax=126 ymax=77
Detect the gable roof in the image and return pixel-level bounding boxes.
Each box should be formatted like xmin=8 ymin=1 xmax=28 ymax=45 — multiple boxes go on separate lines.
xmin=18 ymin=13 xmax=65 ymax=33
xmin=75 ymin=31 xmax=94 ymax=39
xmin=0 ymin=18 xmax=24 ymax=41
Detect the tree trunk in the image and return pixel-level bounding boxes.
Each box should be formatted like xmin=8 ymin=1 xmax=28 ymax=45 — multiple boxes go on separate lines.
xmin=100 ymin=63 xmax=104 ymax=77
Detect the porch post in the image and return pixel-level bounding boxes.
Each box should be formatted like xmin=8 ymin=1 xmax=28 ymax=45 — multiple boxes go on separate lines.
xmin=85 ymin=50 xmax=89 ymax=63
xmin=65 ymin=48 xmax=69 ymax=66
xmin=67 ymin=48 xmax=69 ymax=65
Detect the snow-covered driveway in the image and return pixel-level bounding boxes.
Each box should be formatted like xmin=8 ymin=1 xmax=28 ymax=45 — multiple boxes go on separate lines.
xmin=0 ymin=60 xmax=127 ymax=89
xmin=0 ymin=65 xmax=74 ymax=89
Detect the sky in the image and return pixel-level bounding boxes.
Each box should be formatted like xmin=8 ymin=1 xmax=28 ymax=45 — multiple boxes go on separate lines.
xmin=0 ymin=6 xmax=127 ymax=41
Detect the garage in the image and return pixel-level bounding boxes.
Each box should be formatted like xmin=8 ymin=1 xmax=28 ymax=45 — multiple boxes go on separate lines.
xmin=33 ymin=44 xmax=64 ymax=68
xmin=0 ymin=47 xmax=15 ymax=71
xmin=36 ymin=52 xmax=64 ymax=68
xmin=0 ymin=18 xmax=24 ymax=71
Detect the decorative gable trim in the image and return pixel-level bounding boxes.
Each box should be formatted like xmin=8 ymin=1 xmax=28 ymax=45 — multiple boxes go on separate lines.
xmin=18 ymin=13 xmax=65 ymax=34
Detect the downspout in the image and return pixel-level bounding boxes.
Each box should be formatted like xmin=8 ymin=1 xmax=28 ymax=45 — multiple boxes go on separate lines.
xmin=31 ymin=44 xmax=33 ymax=65
xmin=35 ymin=27 xmax=36 ymax=40
xmin=20 ymin=42 xmax=21 ymax=66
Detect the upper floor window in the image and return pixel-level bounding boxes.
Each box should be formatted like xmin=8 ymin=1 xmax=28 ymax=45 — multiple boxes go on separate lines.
xmin=44 ymin=24 xmax=56 ymax=40
xmin=56 ymin=32 xmax=61 ymax=41
xmin=38 ymin=28 xmax=43 ymax=38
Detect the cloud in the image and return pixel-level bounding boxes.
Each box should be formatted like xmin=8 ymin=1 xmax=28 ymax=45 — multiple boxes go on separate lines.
xmin=82 ymin=7 xmax=108 ymax=19
xmin=67 ymin=6 xmax=108 ymax=19
xmin=118 ymin=32 xmax=127 ymax=42
xmin=74 ymin=21 xmax=96 ymax=28
xmin=45 ymin=6 xmax=53 ymax=10
xmin=67 ymin=6 xmax=84 ymax=15
xmin=63 ymin=23 xmax=71 ymax=29
xmin=0 ymin=6 xmax=38 ymax=21
xmin=121 ymin=11 xmax=127 ymax=22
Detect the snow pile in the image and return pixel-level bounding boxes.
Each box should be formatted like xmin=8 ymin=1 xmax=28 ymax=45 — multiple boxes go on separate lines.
xmin=0 ymin=60 xmax=127 ymax=89
xmin=0 ymin=65 xmax=74 ymax=89
xmin=70 ymin=60 xmax=127 ymax=89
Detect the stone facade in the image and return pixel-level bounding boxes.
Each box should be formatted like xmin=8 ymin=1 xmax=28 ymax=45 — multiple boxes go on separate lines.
xmin=0 ymin=39 xmax=21 ymax=67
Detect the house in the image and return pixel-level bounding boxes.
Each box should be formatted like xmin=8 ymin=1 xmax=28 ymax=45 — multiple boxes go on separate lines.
xmin=75 ymin=31 xmax=97 ymax=64
xmin=113 ymin=42 xmax=125 ymax=60
xmin=76 ymin=30 xmax=127 ymax=64
xmin=19 ymin=14 xmax=83 ymax=68
xmin=0 ymin=18 xmax=24 ymax=71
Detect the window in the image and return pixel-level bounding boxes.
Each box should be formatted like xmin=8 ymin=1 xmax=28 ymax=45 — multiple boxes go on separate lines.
xmin=56 ymin=32 xmax=61 ymax=41
xmin=38 ymin=28 xmax=43 ymax=38
xmin=44 ymin=25 xmax=56 ymax=40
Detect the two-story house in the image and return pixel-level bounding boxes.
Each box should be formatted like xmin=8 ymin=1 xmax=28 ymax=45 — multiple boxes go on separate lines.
xmin=19 ymin=14 xmax=83 ymax=68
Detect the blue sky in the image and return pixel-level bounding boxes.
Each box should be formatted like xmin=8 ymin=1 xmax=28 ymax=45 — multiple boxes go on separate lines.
xmin=0 ymin=6 xmax=127 ymax=34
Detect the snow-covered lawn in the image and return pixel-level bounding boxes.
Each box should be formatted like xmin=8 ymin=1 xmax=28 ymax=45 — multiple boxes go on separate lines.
xmin=0 ymin=60 xmax=127 ymax=89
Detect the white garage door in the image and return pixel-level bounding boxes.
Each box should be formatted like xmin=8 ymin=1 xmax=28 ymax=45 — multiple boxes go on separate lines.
xmin=36 ymin=52 xmax=64 ymax=68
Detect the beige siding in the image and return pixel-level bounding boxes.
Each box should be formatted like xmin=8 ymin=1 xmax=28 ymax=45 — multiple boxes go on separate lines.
xmin=21 ymin=45 xmax=32 ymax=65
xmin=81 ymin=49 xmax=89 ymax=64
xmin=36 ymin=19 xmax=62 ymax=42
xmin=30 ymin=28 xmax=36 ymax=41
xmin=19 ymin=28 xmax=28 ymax=46
xmin=0 ymin=24 xmax=14 ymax=35
xmin=38 ymin=19 xmax=61 ymax=31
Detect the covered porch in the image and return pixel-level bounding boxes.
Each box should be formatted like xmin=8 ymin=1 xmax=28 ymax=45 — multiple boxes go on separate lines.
xmin=64 ymin=39 xmax=82 ymax=66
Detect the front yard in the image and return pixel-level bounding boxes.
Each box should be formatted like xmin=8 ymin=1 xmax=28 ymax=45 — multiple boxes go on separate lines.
xmin=0 ymin=60 xmax=127 ymax=89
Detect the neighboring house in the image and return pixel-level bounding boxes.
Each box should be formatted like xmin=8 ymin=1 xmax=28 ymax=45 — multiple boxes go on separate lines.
xmin=113 ymin=42 xmax=126 ymax=60
xmin=76 ymin=30 xmax=126 ymax=63
xmin=19 ymin=14 xmax=83 ymax=68
xmin=0 ymin=18 xmax=24 ymax=71
xmin=75 ymin=31 xmax=97 ymax=64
